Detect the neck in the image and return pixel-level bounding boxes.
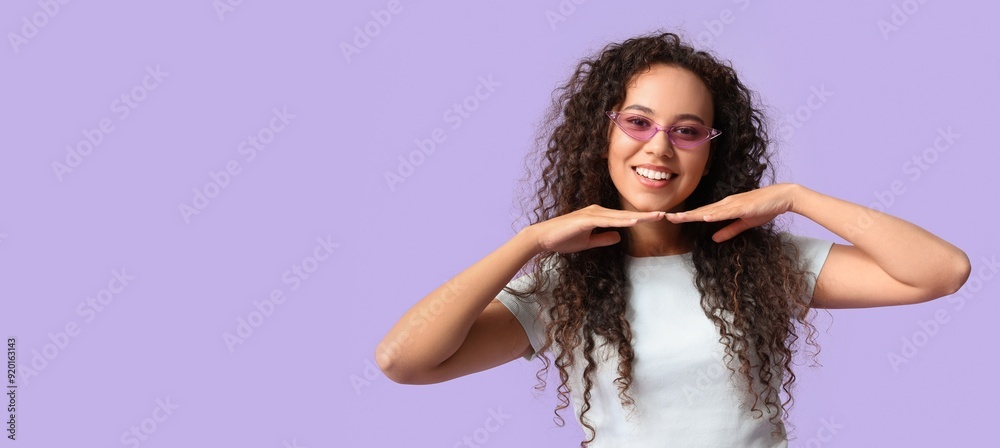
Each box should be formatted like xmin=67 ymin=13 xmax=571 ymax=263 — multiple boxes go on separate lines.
xmin=626 ymin=219 xmax=692 ymax=257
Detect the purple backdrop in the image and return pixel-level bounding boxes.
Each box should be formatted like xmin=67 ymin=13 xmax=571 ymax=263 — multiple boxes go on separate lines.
xmin=1 ymin=1 xmax=996 ymax=447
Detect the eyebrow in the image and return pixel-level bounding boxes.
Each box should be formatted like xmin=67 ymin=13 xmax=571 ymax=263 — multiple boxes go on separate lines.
xmin=622 ymin=104 xmax=706 ymax=125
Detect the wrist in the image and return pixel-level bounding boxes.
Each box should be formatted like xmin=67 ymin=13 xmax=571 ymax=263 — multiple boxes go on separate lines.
xmin=516 ymin=225 xmax=543 ymax=256
xmin=787 ymin=183 xmax=812 ymax=216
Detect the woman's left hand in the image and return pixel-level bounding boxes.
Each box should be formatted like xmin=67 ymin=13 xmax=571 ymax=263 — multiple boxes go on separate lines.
xmin=664 ymin=183 xmax=801 ymax=242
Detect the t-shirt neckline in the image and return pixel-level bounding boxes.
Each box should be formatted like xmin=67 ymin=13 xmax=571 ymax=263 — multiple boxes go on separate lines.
xmin=624 ymin=251 xmax=693 ymax=266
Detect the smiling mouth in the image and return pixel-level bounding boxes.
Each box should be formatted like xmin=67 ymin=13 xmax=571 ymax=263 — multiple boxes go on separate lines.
xmin=633 ymin=166 xmax=676 ymax=181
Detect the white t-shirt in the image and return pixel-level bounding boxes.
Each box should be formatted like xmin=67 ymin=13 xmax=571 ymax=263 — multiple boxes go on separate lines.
xmin=496 ymin=232 xmax=834 ymax=447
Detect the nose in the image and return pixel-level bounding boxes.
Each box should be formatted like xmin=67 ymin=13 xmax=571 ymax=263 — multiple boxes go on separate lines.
xmin=644 ymin=129 xmax=676 ymax=158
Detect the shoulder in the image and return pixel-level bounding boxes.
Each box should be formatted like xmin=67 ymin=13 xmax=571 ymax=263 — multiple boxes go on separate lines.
xmin=776 ymin=230 xmax=835 ymax=265
xmin=513 ymin=256 xmax=562 ymax=288
xmin=497 ymin=256 xmax=562 ymax=308
xmin=774 ymin=230 xmax=836 ymax=300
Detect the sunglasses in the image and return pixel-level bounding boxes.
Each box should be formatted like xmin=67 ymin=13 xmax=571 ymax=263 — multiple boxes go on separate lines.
xmin=606 ymin=111 xmax=722 ymax=149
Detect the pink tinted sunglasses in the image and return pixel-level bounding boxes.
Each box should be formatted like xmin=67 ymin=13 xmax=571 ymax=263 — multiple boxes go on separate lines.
xmin=606 ymin=110 xmax=721 ymax=149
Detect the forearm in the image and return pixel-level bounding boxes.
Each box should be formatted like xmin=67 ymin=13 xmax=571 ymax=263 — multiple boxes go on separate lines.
xmin=789 ymin=183 xmax=970 ymax=294
xmin=375 ymin=228 xmax=540 ymax=379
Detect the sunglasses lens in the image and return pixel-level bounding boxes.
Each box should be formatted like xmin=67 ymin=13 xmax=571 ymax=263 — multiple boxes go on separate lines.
xmin=671 ymin=126 xmax=710 ymax=147
xmin=617 ymin=113 xmax=656 ymax=140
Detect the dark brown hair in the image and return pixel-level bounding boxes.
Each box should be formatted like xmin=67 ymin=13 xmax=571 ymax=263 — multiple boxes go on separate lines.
xmin=506 ymin=30 xmax=823 ymax=446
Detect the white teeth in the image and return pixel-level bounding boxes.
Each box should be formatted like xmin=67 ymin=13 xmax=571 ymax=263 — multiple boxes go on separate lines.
xmin=635 ymin=167 xmax=673 ymax=180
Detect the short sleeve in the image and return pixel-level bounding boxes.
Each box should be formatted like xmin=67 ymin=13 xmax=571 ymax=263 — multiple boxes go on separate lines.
xmin=779 ymin=231 xmax=835 ymax=304
xmin=495 ymin=264 xmax=556 ymax=362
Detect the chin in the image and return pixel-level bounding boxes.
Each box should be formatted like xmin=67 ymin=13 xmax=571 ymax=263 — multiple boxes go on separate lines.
xmin=622 ymin=199 xmax=671 ymax=213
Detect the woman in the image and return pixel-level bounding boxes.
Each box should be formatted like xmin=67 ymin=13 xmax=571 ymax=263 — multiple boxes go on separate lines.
xmin=375 ymin=30 xmax=970 ymax=447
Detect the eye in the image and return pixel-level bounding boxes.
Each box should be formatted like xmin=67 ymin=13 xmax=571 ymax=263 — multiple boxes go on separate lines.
xmin=672 ymin=126 xmax=703 ymax=139
xmin=624 ymin=116 xmax=652 ymax=128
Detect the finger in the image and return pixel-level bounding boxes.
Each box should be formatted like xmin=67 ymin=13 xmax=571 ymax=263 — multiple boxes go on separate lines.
xmin=672 ymin=200 xmax=722 ymax=216
xmin=702 ymin=207 xmax=741 ymax=222
xmin=701 ymin=204 xmax=749 ymax=222
xmin=591 ymin=211 xmax=664 ymax=223
xmin=637 ymin=211 xmax=666 ymax=221
xmin=589 ymin=229 xmax=622 ymax=247
xmin=667 ymin=205 xmax=742 ymax=223
xmin=598 ymin=209 xmax=665 ymax=219
xmin=712 ymin=219 xmax=750 ymax=242
xmin=593 ymin=216 xmax=644 ymax=229
xmin=583 ymin=204 xmax=656 ymax=215
xmin=665 ymin=208 xmax=721 ymax=222
xmin=663 ymin=211 xmax=694 ymax=223
xmin=663 ymin=212 xmax=686 ymax=223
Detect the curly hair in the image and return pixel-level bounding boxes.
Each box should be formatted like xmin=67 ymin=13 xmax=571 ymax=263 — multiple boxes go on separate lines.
xmin=504 ymin=30 xmax=824 ymax=446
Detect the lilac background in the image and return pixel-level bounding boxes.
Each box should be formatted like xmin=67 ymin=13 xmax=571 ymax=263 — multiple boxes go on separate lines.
xmin=1 ymin=1 xmax=997 ymax=447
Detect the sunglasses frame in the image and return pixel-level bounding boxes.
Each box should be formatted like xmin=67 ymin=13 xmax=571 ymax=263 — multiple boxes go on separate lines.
xmin=606 ymin=110 xmax=722 ymax=149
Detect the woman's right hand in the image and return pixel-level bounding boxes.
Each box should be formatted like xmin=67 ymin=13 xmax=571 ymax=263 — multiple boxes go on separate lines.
xmin=525 ymin=205 xmax=665 ymax=254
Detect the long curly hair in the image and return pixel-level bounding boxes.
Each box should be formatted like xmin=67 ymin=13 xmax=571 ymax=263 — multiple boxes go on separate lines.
xmin=505 ymin=30 xmax=824 ymax=446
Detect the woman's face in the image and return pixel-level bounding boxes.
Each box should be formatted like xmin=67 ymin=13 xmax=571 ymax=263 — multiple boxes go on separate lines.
xmin=604 ymin=63 xmax=715 ymax=214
